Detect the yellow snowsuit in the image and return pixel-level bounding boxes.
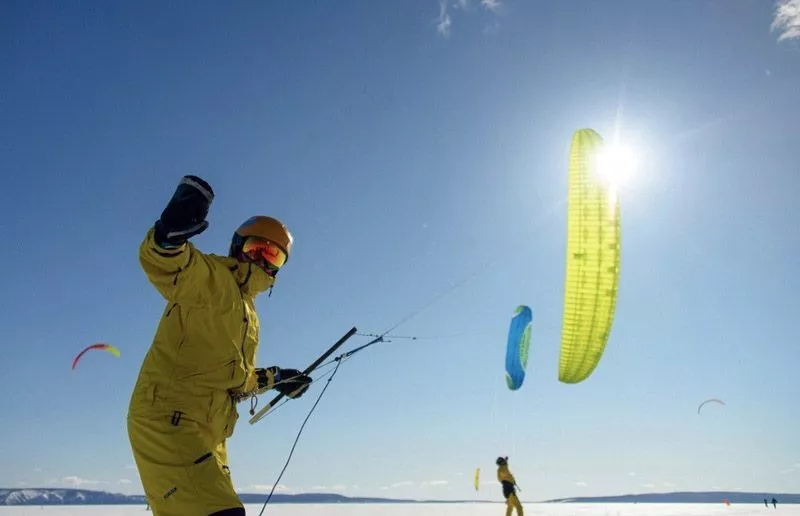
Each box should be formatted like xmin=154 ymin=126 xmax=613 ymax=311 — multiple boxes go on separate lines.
xmin=498 ymin=464 xmax=523 ymax=516
xmin=127 ymin=228 xmax=276 ymax=515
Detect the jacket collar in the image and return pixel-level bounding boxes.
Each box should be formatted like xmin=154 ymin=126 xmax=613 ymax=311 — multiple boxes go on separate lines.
xmin=222 ymin=257 xmax=275 ymax=298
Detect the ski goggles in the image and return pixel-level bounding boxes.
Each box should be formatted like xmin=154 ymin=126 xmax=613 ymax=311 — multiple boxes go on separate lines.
xmin=241 ymin=237 xmax=288 ymax=274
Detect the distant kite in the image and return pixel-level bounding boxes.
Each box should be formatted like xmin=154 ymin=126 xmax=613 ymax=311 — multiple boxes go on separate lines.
xmin=72 ymin=343 xmax=120 ymax=370
xmin=505 ymin=306 xmax=532 ymax=391
xmin=558 ymin=129 xmax=621 ymax=384
xmin=697 ymin=398 xmax=725 ymax=415
xmin=474 ymin=467 xmax=480 ymax=491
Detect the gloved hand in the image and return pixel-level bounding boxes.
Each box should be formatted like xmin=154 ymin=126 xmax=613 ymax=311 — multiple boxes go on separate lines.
xmin=256 ymin=367 xmax=312 ymax=399
xmin=153 ymin=175 xmax=215 ymax=248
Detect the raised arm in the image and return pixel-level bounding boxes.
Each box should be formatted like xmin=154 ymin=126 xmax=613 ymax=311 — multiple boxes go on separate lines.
xmin=138 ymin=175 xmax=216 ymax=303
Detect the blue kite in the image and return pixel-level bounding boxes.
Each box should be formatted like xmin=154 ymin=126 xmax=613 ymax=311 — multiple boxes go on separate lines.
xmin=505 ymin=305 xmax=532 ymax=391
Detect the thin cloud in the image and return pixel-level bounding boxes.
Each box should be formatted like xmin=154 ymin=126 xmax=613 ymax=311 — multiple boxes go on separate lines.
xmin=628 ymin=472 xmax=637 ymax=477
xmin=422 ymin=480 xmax=449 ymax=487
xmin=63 ymin=476 xmax=110 ymax=488
xmin=575 ymin=481 xmax=588 ymax=487
xmin=308 ymin=484 xmax=345 ymax=492
xmin=117 ymin=479 xmax=133 ymax=485
xmin=434 ymin=0 xmax=503 ymax=37
xmin=391 ymin=481 xmax=414 ymax=488
xmin=772 ymin=0 xmax=800 ymax=41
xmin=642 ymin=483 xmax=656 ymax=489
xmin=247 ymin=484 xmax=290 ymax=493
xmin=780 ymin=462 xmax=800 ymax=474
xmin=436 ymin=0 xmax=453 ymax=38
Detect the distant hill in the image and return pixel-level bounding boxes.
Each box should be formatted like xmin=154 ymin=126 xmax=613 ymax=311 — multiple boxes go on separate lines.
xmin=545 ymin=491 xmax=800 ymax=504
xmin=0 ymin=488 xmax=147 ymax=506
xmin=0 ymin=488 xmax=448 ymax=506
xmin=2 ymin=488 xmax=798 ymax=506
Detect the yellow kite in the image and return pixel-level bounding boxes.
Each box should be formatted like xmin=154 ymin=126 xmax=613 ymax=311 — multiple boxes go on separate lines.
xmin=558 ymin=129 xmax=621 ymax=383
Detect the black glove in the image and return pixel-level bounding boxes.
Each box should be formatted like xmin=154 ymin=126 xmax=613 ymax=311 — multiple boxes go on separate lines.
xmin=256 ymin=367 xmax=312 ymax=399
xmin=154 ymin=175 xmax=215 ymax=248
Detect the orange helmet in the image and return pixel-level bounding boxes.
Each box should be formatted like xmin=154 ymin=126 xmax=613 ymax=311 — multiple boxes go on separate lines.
xmin=229 ymin=215 xmax=293 ymax=260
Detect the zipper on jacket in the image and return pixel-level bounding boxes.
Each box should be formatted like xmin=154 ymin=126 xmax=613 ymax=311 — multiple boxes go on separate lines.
xmin=240 ymin=307 xmax=248 ymax=363
xmin=233 ymin=299 xmax=249 ymax=391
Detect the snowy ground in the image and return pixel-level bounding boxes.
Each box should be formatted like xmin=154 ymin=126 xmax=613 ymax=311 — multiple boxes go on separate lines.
xmin=0 ymin=504 xmax=796 ymax=516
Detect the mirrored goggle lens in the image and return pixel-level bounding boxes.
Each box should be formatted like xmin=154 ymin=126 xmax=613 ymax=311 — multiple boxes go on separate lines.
xmin=241 ymin=238 xmax=287 ymax=270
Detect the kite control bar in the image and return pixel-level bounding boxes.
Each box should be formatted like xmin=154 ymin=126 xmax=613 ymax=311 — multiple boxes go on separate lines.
xmin=248 ymin=326 xmax=358 ymax=424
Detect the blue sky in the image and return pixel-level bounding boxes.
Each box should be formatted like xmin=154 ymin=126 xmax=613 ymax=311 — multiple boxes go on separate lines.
xmin=1 ymin=0 xmax=799 ymax=503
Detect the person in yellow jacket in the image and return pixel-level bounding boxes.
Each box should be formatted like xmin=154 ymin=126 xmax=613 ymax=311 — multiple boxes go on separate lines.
xmin=127 ymin=175 xmax=312 ymax=516
xmin=496 ymin=456 xmax=523 ymax=516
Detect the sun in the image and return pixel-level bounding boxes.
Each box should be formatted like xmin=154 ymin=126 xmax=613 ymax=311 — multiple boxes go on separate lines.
xmin=596 ymin=143 xmax=639 ymax=189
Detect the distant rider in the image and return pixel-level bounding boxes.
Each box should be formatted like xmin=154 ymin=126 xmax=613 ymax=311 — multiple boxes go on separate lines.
xmin=496 ymin=456 xmax=524 ymax=516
